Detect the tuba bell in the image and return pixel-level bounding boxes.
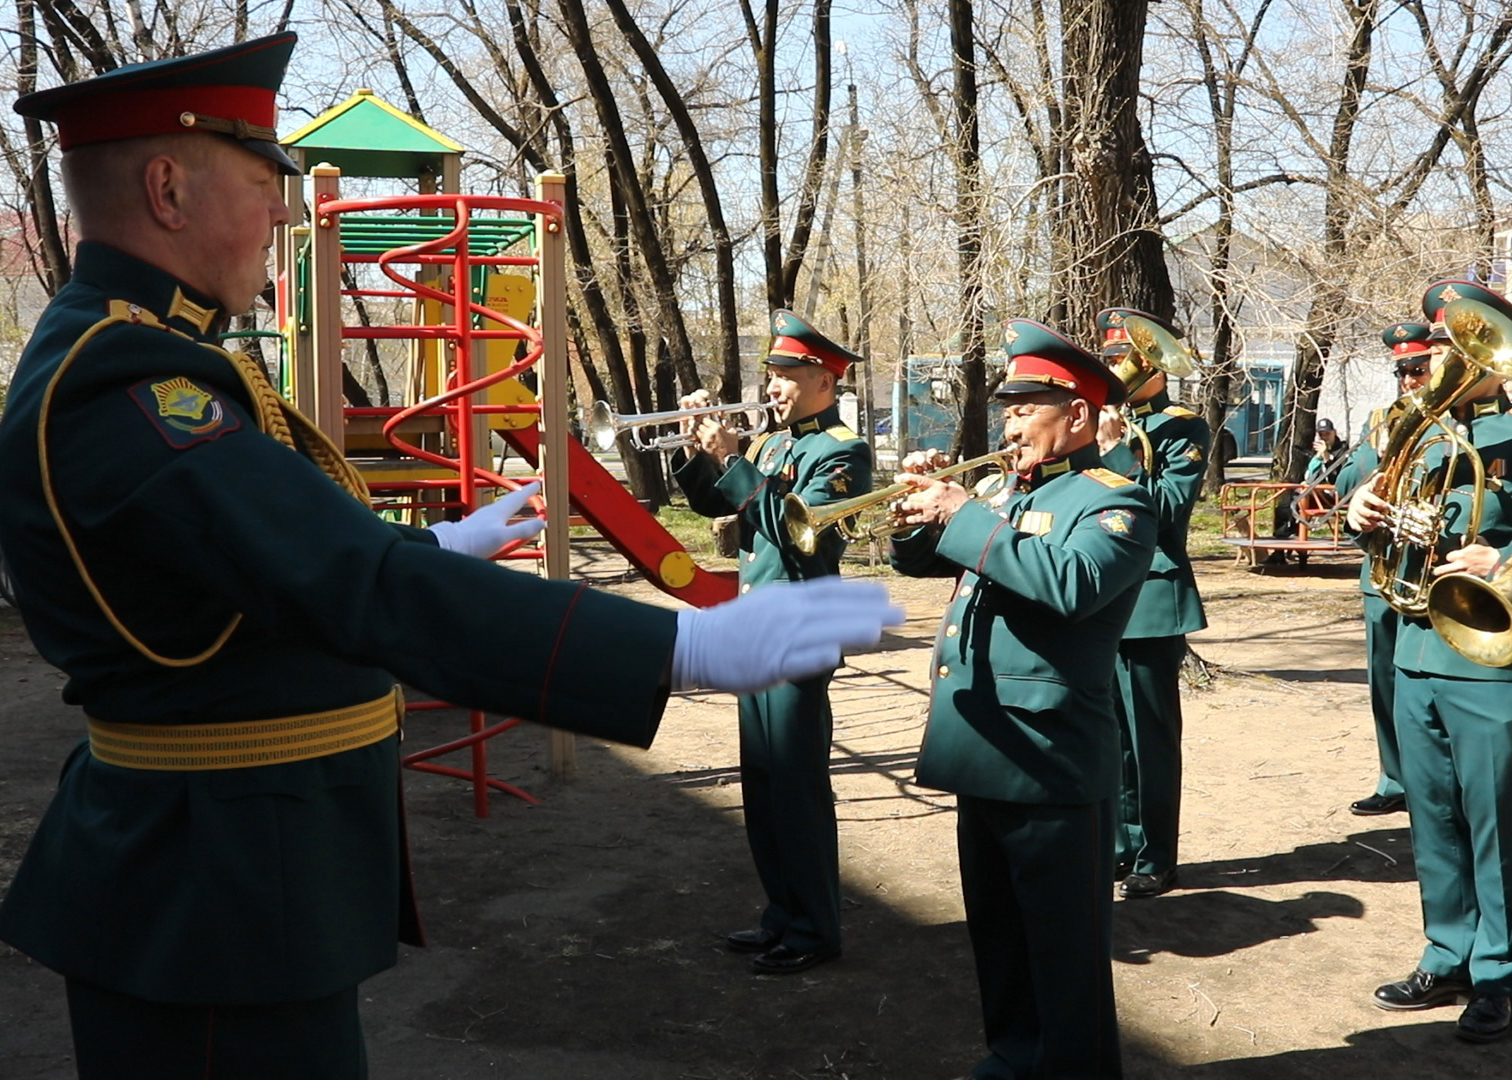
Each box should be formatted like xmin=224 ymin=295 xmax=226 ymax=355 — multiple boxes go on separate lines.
xmin=1420 ymin=298 xmax=1512 ymax=664
xmin=1369 ymin=297 xmax=1512 ymax=623
xmin=1106 ymin=314 xmax=1200 ymax=470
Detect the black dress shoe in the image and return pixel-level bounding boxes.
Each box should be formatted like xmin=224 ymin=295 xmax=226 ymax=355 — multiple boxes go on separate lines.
xmin=1350 ymin=792 xmax=1407 ymax=816
xmin=750 ymin=944 xmax=839 ymax=975
xmin=1456 ymin=993 xmax=1512 ymax=1042
xmin=726 ymin=928 xmax=780 ymax=954
xmin=1120 ymin=868 xmax=1178 ymax=899
xmin=1373 ymin=968 xmax=1471 ymax=1010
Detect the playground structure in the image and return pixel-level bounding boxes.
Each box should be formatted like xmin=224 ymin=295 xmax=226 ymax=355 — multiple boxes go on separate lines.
xmin=1218 ymin=481 xmax=1358 ymax=567
xmin=272 ymin=90 xmax=735 ymax=813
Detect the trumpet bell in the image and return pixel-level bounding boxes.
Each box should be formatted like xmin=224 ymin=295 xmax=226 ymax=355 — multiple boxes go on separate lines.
xmin=587 ymin=400 xmax=619 ymax=452
xmin=1427 ymin=564 xmax=1512 ymax=668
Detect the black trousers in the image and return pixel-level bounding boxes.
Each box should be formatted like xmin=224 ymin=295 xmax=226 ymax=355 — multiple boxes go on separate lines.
xmin=66 ymin=979 xmax=366 ymax=1079
xmin=958 ymin=795 xmax=1122 ymax=1079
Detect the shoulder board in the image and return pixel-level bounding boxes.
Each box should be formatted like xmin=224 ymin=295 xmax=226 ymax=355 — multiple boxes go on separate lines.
xmin=824 ymin=422 xmax=860 ymax=441
xmin=1162 ymin=405 xmax=1199 ymax=418
xmin=1083 ymin=467 xmax=1135 ymax=488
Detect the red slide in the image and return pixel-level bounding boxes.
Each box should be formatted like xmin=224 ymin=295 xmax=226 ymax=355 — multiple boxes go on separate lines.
xmin=499 ymin=427 xmax=737 ymax=609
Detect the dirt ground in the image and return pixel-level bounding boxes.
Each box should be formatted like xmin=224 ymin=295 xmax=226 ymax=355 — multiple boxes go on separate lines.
xmin=2 ymin=543 xmax=1509 ymax=1078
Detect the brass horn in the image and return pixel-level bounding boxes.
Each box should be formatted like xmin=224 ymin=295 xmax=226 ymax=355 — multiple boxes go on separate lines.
xmin=783 ymin=448 xmax=1019 ymax=556
xmin=586 ymin=400 xmax=776 ymax=453
xmin=1107 ymin=314 xmax=1200 ymax=469
xmin=1422 ymin=297 xmax=1512 ymax=665
xmin=1369 ymin=297 xmax=1512 ymax=620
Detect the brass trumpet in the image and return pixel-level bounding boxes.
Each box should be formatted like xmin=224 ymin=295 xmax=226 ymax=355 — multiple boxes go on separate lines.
xmin=1107 ymin=314 xmax=1201 ymax=469
xmin=586 ymin=399 xmax=776 ymax=453
xmin=783 ymin=448 xmax=1020 ymax=556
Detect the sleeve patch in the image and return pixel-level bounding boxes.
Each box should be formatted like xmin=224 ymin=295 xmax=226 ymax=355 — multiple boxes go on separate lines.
xmin=129 ymin=377 xmax=242 ymax=449
xmin=1083 ymin=467 xmax=1134 ymax=488
xmin=1099 ymin=508 xmax=1136 ymax=535
xmin=827 ymin=464 xmax=854 ymax=495
xmin=1184 ymin=444 xmax=1205 ymax=462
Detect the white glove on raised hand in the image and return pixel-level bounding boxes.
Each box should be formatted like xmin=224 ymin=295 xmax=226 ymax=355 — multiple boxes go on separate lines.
xmin=672 ymin=578 xmax=904 ymax=693
xmin=429 ymin=482 xmax=546 ymax=558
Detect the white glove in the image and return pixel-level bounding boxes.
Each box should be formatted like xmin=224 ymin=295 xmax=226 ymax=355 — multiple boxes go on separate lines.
xmin=672 ymin=578 xmax=904 ymax=693
xmin=429 ymin=482 xmax=546 ymax=558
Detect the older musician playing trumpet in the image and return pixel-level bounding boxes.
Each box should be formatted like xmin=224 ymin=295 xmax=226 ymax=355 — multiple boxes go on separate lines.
xmin=1346 ymin=280 xmax=1512 ymax=1043
xmin=889 ymin=320 xmax=1156 ymax=1080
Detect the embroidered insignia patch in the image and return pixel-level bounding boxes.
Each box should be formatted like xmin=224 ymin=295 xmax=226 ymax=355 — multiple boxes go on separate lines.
xmin=1100 ymin=508 xmax=1136 ymax=535
xmin=1184 ymin=444 xmax=1204 ymax=462
xmin=829 ymin=466 xmax=851 ymax=495
xmin=130 ymin=376 xmax=241 ymax=449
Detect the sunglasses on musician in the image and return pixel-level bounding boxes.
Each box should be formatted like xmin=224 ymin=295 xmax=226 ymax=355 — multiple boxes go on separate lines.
xmin=1397 ymin=363 xmax=1429 ymax=377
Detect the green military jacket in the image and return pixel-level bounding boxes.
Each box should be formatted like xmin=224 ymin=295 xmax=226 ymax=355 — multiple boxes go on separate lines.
xmin=1392 ymin=400 xmax=1512 ymax=681
xmin=673 ymin=403 xmax=871 ymax=586
xmin=890 ymin=443 xmax=1157 ymax=804
xmin=0 ymin=243 xmax=678 ymax=1003
xmin=1100 ymin=391 xmax=1208 ymax=638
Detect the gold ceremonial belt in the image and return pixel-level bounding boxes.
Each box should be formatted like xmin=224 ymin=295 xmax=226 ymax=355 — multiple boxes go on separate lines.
xmin=86 ymin=688 xmax=403 ymax=771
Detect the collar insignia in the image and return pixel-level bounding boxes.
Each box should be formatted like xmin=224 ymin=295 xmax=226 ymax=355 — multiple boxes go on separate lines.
xmin=167 ymin=288 xmax=218 ymax=333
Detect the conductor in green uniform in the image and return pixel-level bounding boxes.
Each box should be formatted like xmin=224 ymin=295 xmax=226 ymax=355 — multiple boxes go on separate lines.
xmin=1348 ymin=280 xmax=1512 ymax=1043
xmin=672 ymin=310 xmax=871 ymax=975
xmin=0 ymin=34 xmax=900 ymax=1078
xmin=1333 ymin=323 xmax=1431 ymax=817
xmin=1092 ymin=308 xmax=1208 ymax=899
xmin=890 ymin=320 xmax=1156 ymax=1079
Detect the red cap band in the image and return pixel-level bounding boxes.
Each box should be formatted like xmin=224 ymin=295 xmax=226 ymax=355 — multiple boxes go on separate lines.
xmin=1392 ymin=341 xmax=1430 ymax=357
xmin=769 ymin=334 xmax=851 ymax=377
xmin=1006 ymin=355 xmax=1111 ymax=409
xmin=52 ymin=84 xmax=275 ymax=150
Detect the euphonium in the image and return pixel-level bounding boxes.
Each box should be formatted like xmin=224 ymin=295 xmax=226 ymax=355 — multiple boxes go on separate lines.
xmin=1370 ymin=297 xmax=1512 ymax=620
xmin=1420 ymin=298 xmax=1512 ymax=664
xmin=1106 ymin=314 xmax=1200 ymax=470
xmin=783 ymin=448 xmax=1020 ymax=556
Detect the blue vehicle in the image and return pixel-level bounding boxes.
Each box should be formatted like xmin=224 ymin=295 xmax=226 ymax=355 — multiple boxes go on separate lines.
xmin=892 ymin=355 xmax=1006 ymax=453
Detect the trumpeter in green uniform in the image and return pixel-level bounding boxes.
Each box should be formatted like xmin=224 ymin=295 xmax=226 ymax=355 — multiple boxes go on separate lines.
xmin=1333 ymin=323 xmax=1432 ymax=817
xmin=0 ymin=35 xmax=900 ymax=1076
xmin=672 ymin=309 xmax=871 ymax=975
xmin=1348 ymin=280 xmax=1512 ymax=1043
xmin=890 ymin=319 xmax=1156 ymax=1079
xmin=1093 ymin=308 xmax=1208 ymax=899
